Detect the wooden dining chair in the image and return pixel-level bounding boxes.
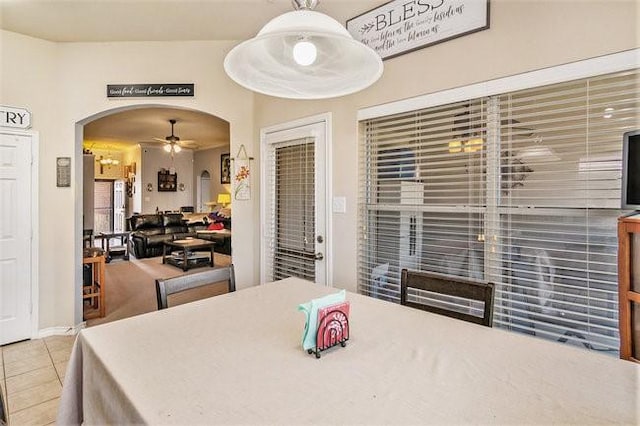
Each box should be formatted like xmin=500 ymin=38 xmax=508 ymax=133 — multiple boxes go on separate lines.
xmin=400 ymin=269 xmax=495 ymax=327
xmin=156 ymin=264 xmax=236 ymax=310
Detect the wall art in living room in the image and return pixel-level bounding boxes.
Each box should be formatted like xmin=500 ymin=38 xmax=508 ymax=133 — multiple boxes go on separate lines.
xmin=221 ymin=153 xmax=231 ymax=184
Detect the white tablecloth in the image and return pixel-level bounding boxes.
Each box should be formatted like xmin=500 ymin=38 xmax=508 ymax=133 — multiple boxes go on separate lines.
xmin=58 ymin=277 xmax=639 ymax=425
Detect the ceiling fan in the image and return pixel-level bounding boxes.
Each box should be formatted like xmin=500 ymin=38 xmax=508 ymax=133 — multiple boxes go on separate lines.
xmin=153 ymin=119 xmax=197 ymax=153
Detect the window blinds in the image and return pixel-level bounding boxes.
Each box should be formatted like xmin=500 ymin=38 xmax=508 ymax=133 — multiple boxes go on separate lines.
xmin=359 ymin=100 xmax=487 ymax=302
xmin=493 ymin=70 xmax=640 ymax=352
xmin=359 ymin=69 xmax=639 ymax=354
xmin=265 ymin=138 xmax=316 ymax=282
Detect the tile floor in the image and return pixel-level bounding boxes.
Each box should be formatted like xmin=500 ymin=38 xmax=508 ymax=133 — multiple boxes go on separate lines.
xmin=1 ymin=335 xmax=75 ymax=426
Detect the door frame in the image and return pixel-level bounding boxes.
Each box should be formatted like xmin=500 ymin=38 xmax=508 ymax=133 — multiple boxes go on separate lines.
xmin=0 ymin=128 xmax=39 ymax=340
xmin=260 ymin=113 xmax=333 ymax=286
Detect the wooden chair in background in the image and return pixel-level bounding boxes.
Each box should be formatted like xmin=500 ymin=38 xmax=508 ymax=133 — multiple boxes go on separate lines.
xmin=156 ymin=264 xmax=236 ymax=310
xmin=400 ymin=269 xmax=495 ymax=327
xmin=83 ymin=249 xmax=106 ymax=319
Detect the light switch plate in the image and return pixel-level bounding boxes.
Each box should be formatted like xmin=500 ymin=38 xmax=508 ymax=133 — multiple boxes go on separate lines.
xmin=333 ymin=196 xmax=346 ymax=213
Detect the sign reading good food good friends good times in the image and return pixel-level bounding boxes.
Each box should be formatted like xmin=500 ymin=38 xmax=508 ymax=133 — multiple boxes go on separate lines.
xmin=347 ymin=0 xmax=489 ymax=60
xmin=107 ymin=84 xmax=194 ymax=98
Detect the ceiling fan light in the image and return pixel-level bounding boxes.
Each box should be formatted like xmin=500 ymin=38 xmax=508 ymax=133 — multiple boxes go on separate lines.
xmin=164 ymin=144 xmax=172 ymax=153
xmin=173 ymin=144 xmax=182 ymax=153
xmin=224 ymin=10 xmax=383 ymax=99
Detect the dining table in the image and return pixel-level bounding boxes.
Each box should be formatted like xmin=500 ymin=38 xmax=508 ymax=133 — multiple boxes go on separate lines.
xmin=57 ymin=277 xmax=639 ymax=425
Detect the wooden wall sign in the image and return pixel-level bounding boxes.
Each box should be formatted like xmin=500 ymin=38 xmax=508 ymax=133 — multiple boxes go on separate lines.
xmin=347 ymin=0 xmax=490 ymax=60
xmin=107 ymin=84 xmax=194 ymax=98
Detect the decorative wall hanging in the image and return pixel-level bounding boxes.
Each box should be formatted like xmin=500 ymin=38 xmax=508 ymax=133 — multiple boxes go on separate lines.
xmin=158 ymin=170 xmax=177 ymax=192
xmin=231 ymin=145 xmax=254 ymax=201
xmin=106 ymin=84 xmax=194 ymax=98
xmin=221 ymin=153 xmax=231 ymax=184
xmin=56 ymin=157 xmax=71 ymax=187
xmin=124 ymin=162 xmax=136 ymax=197
xmin=0 ymin=105 xmax=31 ymax=129
xmin=347 ymin=0 xmax=490 ymax=60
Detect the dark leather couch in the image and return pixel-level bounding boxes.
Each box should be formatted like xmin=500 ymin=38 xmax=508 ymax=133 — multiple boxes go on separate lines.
xmin=195 ymin=221 xmax=232 ymax=256
xmin=129 ymin=213 xmax=207 ymax=258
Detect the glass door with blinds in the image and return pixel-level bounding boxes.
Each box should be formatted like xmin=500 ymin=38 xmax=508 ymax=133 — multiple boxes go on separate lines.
xmin=359 ymin=100 xmax=488 ymax=302
xmin=359 ymin=69 xmax=640 ymax=355
xmin=263 ymin=121 xmax=328 ymax=285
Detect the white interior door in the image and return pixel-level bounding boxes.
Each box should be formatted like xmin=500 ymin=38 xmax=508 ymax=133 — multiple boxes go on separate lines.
xmin=113 ymin=180 xmax=125 ymax=233
xmin=262 ymin=118 xmax=330 ymax=285
xmin=0 ymin=132 xmax=33 ymax=345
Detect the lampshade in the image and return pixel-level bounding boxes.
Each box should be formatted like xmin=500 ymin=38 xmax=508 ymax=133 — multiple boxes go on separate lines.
xmin=223 ymin=2 xmax=383 ymax=99
xmin=217 ymin=193 xmax=231 ymax=206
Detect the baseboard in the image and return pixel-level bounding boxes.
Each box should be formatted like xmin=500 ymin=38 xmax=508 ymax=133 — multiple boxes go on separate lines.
xmin=37 ymin=322 xmax=86 ymax=338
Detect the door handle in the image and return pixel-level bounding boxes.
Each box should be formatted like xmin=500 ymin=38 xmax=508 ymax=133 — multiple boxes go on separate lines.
xmin=314 ymin=252 xmax=324 ymax=261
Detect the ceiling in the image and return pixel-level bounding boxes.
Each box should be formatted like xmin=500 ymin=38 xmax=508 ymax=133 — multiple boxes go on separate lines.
xmin=83 ymin=107 xmax=230 ymax=152
xmin=1 ymin=0 xmax=383 ymax=152
xmin=0 ymin=0 xmax=381 ymax=43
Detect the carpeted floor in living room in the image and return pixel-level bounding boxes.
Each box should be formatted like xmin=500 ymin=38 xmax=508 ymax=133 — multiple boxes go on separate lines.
xmin=86 ymin=253 xmax=232 ymax=327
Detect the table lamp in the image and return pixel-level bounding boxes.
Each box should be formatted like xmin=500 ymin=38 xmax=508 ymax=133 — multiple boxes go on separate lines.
xmin=217 ymin=193 xmax=231 ymax=208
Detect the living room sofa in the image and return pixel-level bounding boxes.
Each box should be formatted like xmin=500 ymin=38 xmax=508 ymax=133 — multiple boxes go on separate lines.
xmin=129 ymin=213 xmax=204 ymax=258
xmin=183 ymin=212 xmax=232 ymax=256
xmin=129 ymin=212 xmax=231 ymax=258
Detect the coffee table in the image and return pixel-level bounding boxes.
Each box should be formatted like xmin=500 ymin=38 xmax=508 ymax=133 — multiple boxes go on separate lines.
xmin=163 ymin=238 xmax=216 ymax=271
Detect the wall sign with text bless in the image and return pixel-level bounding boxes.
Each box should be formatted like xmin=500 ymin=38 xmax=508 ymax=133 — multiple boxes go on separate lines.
xmin=107 ymin=84 xmax=194 ymax=98
xmin=347 ymin=0 xmax=490 ymax=60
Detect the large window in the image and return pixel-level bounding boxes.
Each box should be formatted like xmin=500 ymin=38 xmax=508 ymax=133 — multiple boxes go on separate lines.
xmin=358 ymin=69 xmax=639 ymax=354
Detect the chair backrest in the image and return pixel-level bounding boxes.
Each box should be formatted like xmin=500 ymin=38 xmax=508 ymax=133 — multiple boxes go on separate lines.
xmin=0 ymin=382 xmax=7 ymax=426
xmin=400 ymin=269 xmax=495 ymax=327
xmin=156 ymin=264 xmax=236 ymax=310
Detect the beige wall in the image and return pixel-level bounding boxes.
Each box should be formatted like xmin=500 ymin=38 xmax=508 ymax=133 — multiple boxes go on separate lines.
xmin=140 ymin=146 xmax=194 ymax=213
xmin=1 ymin=31 xmax=257 ymax=330
xmin=253 ymin=0 xmax=639 ymax=292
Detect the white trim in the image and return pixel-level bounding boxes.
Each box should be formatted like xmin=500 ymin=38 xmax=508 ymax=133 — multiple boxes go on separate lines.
xmin=30 ymin=131 xmax=39 ymax=340
xmin=358 ymin=48 xmax=640 ymax=120
xmin=260 ymin=112 xmax=333 ymax=286
xmin=38 ymin=323 xmax=85 ymax=338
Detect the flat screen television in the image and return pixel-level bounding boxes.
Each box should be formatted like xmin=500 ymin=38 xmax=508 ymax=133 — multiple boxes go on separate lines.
xmin=622 ymin=130 xmax=640 ymax=210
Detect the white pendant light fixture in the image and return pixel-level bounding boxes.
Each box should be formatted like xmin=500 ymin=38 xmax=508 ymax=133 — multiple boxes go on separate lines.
xmin=224 ymin=0 xmax=383 ymax=100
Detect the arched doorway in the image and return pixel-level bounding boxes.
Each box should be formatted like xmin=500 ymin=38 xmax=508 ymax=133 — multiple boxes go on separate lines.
xmin=75 ymin=104 xmax=230 ymax=325
xmin=197 ymin=170 xmax=211 ymax=212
